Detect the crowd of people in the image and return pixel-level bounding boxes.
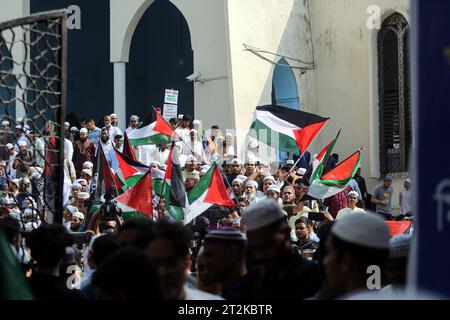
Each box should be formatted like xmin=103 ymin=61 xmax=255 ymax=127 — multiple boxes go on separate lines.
xmin=0 ymin=111 xmax=414 ymax=300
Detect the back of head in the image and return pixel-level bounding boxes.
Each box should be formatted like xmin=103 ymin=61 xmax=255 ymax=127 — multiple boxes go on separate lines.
xmin=117 ymin=218 xmax=155 ymax=249
xmin=92 ymin=234 xmax=120 ymax=267
xmin=92 ymin=249 xmax=162 ymax=300
xmin=27 ymin=223 xmax=70 ymax=269
xmin=0 ymin=216 xmax=20 ymax=243
xmin=150 ymin=221 xmax=192 ymax=258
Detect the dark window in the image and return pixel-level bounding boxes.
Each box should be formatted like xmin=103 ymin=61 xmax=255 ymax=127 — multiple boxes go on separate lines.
xmin=378 ymin=13 xmax=411 ymax=175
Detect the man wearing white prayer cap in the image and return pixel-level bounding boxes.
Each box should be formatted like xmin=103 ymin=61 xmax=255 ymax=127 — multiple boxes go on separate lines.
xmin=241 ymin=199 xmax=321 ymax=299
xmin=323 ymin=213 xmax=390 ymax=299
xmin=231 ymin=178 xmax=245 ymax=199
xmin=71 ymin=211 xmax=85 ymax=232
xmin=83 ymin=161 xmax=94 ymax=170
xmin=335 ymin=191 xmax=366 ymax=220
xmin=244 ymin=157 xmax=257 ymax=177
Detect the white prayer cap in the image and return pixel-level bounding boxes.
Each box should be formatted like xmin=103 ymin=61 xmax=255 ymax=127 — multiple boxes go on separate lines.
xmin=331 ymin=213 xmax=390 ymax=250
xmin=347 ymin=191 xmax=359 ymax=199
xmin=83 ymin=161 xmax=94 ymax=169
xmin=204 ymin=228 xmax=247 ymax=243
xmin=186 ymin=155 xmax=197 ymax=163
xmin=24 ymin=222 xmax=39 ymax=232
xmin=297 ymin=168 xmax=307 ymax=175
xmin=230 ymin=158 xmax=243 ymax=166
xmin=16 ymin=117 xmax=23 ymax=123
xmin=232 ymin=178 xmax=244 ymax=185
xmin=245 ymin=157 xmax=256 ymax=165
xmin=267 ymin=185 xmax=281 ymax=194
xmin=71 ymin=182 xmax=82 ymax=190
xmin=286 ymin=159 xmax=295 ymax=165
xmin=389 ymin=234 xmax=411 ymax=259
xmin=245 ymin=180 xmax=258 ymax=188
xmin=263 ymin=176 xmax=276 ymax=183
xmin=80 ymin=128 xmax=88 ymax=134
xmin=248 ymin=140 xmax=259 ymax=149
xmin=18 ymin=141 xmax=27 ymax=147
xmin=72 ymin=211 xmax=85 ymax=220
xmin=70 ymin=126 xmax=78 ymax=131
xmin=242 ymin=199 xmax=287 ymax=232
xmin=20 ymin=177 xmax=30 ymax=185
xmin=23 ymin=124 xmax=30 ymax=131
xmin=6 ymin=143 xmax=14 ymax=150
xmin=0 ymin=160 xmax=5 ymax=167
xmin=178 ymin=114 xmax=184 ymax=120
xmin=64 ymin=122 xmax=70 ymax=127
xmin=110 ymin=113 xmax=118 ymax=118
xmin=75 ymin=179 xmax=87 ymax=185
xmin=65 ymin=205 xmax=78 ymax=215
xmin=81 ymin=169 xmax=92 ymax=177
xmin=11 ymin=179 xmax=20 ymax=186
xmin=76 ymin=192 xmax=90 ymax=200
xmin=1 ymin=120 xmax=10 ymax=126
xmin=226 ymin=133 xmax=233 ymax=138
xmin=237 ymin=175 xmax=247 ymax=182
xmin=130 ymin=115 xmax=139 ymax=120
xmin=150 ymin=160 xmax=161 ymax=167
xmin=405 ymin=178 xmax=411 ymax=184
xmin=200 ymin=169 xmax=208 ymax=176
xmin=192 ymin=119 xmax=201 ymax=125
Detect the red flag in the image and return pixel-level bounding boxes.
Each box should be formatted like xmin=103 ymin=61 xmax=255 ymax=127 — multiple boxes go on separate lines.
xmin=123 ymin=131 xmax=136 ymax=160
xmin=115 ymin=170 xmax=153 ymax=217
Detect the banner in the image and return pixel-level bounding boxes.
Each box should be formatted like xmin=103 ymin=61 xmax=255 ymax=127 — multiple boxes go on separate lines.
xmin=412 ymin=0 xmax=450 ymax=297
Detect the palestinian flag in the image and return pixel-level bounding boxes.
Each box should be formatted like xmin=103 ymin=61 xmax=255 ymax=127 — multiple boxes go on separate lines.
xmin=183 ymin=163 xmax=235 ymax=225
xmin=114 ymin=147 xmax=149 ymax=186
xmin=249 ymin=105 xmax=329 ymax=156
xmin=0 ymin=231 xmax=33 ymax=300
xmin=308 ymin=149 xmax=362 ymax=199
xmin=162 ymin=142 xmax=189 ymax=222
xmin=123 ymin=131 xmax=136 ymax=160
xmin=127 ymin=111 xmax=173 ymax=146
xmin=115 ymin=169 xmax=153 ymax=218
xmin=92 ymin=143 xmax=120 ymax=200
xmin=309 ymin=129 xmax=341 ymax=184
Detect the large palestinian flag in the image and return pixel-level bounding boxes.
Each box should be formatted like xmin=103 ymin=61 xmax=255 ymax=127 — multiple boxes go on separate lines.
xmin=309 ymin=129 xmax=341 ymax=183
xmin=114 ymin=147 xmax=149 ymax=186
xmin=183 ymin=163 xmax=235 ymax=225
xmin=127 ymin=111 xmax=173 ymax=146
xmin=162 ymin=142 xmax=189 ymax=222
xmin=308 ymin=149 xmax=362 ymax=199
xmin=115 ymin=169 xmax=153 ymax=218
xmin=249 ymin=105 xmax=329 ymax=156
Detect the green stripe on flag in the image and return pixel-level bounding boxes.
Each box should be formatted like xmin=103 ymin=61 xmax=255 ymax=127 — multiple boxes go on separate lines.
xmin=249 ymin=120 xmax=300 ymax=154
xmin=129 ymin=133 xmax=172 ymax=146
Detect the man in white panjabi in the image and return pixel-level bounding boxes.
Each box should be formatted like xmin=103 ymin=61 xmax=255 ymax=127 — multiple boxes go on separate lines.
xmin=336 ymin=191 xmax=366 ymax=220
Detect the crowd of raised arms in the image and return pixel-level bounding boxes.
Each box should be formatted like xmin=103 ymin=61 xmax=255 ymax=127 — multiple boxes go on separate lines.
xmin=0 ymin=111 xmax=413 ymax=300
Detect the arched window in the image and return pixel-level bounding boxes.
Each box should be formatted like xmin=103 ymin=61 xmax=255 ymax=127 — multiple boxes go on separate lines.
xmin=378 ymin=13 xmax=410 ymax=175
xmin=271 ymin=58 xmax=301 ymax=110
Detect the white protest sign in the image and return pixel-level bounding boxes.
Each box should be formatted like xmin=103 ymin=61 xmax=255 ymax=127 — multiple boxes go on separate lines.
xmin=164 ymin=89 xmax=179 ymax=105
xmin=163 ymin=104 xmax=178 ymax=120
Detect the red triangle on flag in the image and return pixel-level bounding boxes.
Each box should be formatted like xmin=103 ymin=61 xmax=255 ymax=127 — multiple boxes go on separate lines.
xmin=321 ymin=150 xmax=360 ymax=181
xmin=154 ymin=111 xmax=174 ymax=136
xmin=293 ymin=119 xmax=328 ymax=155
xmin=204 ymin=165 xmax=235 ymax=207
xmin=123 ymin=131 xmax=136 ymax=160
xmin=115 ymin=170 xmax=153 ymax=217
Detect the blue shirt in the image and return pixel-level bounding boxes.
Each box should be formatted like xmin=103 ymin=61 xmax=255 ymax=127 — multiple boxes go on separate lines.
xmin=88 ymin=128 xmax=101 ymax=147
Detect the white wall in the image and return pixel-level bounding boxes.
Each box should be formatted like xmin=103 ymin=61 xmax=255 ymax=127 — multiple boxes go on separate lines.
xmin=308 ymin=0 xmax=410 ymax=211
xmin=0 ymin=0 xmax=29 ymax=23
xmin=226 ymin=0 xmax=315 ymax=154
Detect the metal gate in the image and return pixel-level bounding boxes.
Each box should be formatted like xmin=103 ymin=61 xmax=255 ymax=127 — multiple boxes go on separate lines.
xmin=0 ymin=10 xmax=67 ymax=224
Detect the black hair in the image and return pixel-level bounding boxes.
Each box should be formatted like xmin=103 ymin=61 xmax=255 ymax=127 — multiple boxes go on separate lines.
xmin=211 ymin=125 xmax=219 ymax=130
xmin=26 ymin=223 xmax=71 ymax=269
xmin=92 ymin=249 xmax=162 ymax=300
xmin=92 ymin=234 xmax=120 ymax=267
xmin=118 ymin=218 xmax=155 ymax=249
xmin=281 ymin=165 xmax=293 ymax=172
xmin=331 ymin=234 xmax=389 ymax=280
xmin=0 ymin=216 xmax=20 ymax=242
xmin=150 ymin=221 xmax=192 ymax=258
xmin=294 ymin=217 xmax=310 ymax=227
